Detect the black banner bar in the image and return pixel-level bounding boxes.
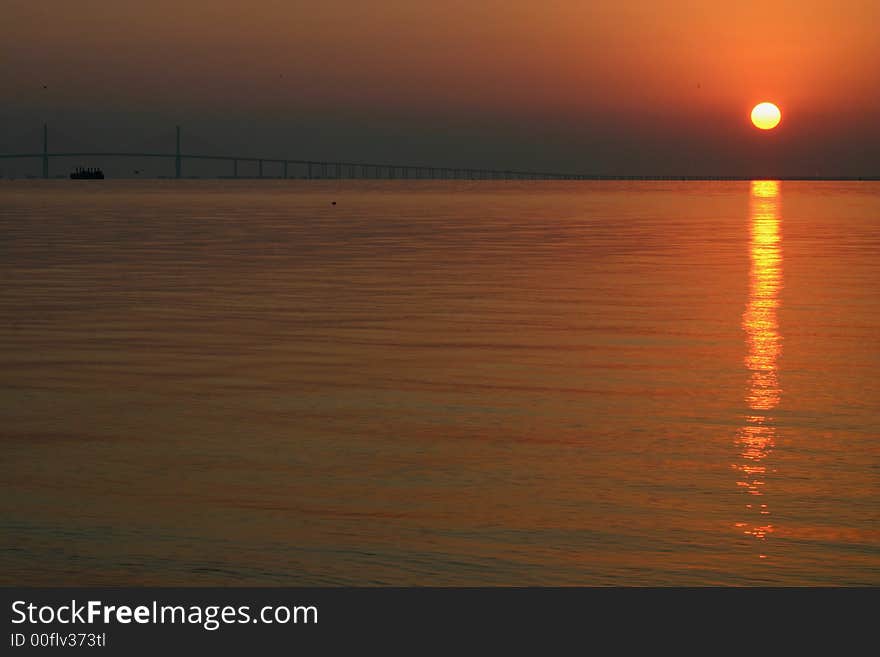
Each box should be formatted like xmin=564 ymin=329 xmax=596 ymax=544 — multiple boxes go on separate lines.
xmin=1 ymin=587 xmax=874 ymax=652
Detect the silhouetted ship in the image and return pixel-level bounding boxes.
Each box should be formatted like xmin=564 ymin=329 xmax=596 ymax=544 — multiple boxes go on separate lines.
xmin=70 ymin=167 xmax=104 ymax=180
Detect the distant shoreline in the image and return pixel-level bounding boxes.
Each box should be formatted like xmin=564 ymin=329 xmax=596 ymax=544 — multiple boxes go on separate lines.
xmin=3 ymin=176 xmax=879 ymax=182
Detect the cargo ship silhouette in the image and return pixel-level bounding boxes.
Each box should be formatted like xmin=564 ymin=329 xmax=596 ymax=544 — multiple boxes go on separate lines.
xmin=70 ymin=167 xmax=104 ymax=180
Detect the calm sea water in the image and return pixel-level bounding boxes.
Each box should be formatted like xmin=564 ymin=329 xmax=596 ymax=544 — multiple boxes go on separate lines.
xmin=1 ymin=180 xmax=878 ymax=585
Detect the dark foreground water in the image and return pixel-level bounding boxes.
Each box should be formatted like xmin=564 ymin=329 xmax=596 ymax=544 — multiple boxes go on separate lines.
xmin=1 ymin=180 xmax=878 ymax=585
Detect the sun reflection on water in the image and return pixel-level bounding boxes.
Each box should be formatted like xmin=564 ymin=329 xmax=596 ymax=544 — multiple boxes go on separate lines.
xmin=734 ymin=180 xmax=782 ymax=554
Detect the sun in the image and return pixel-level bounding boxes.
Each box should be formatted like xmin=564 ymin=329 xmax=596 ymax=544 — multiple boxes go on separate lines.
xmin=751 ymin=102 xmax=781 ymax=130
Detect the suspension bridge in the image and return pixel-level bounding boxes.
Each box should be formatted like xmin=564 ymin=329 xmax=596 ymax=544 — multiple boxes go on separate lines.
xmin=0 ymin=124 xmax=594 ymax=181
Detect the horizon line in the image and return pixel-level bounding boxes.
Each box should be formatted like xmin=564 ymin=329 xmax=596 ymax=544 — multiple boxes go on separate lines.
xmin=4 ymin=175 xmax=879 ymax=182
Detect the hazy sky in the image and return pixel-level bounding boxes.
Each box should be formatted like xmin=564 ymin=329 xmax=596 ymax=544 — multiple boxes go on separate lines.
xmin=3 ymin=1 xmax=879 ymax=176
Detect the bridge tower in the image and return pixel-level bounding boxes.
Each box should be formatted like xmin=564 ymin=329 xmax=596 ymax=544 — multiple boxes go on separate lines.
xmin=42 ymin=123 xmax=49 ymax=179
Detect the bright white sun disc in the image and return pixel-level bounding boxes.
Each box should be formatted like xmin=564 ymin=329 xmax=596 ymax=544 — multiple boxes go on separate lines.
xmin=751 ymin=102 xmax=781 ymax=130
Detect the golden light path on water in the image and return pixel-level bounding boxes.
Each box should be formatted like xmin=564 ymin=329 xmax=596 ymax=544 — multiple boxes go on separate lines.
xmin=735 ymin=180 xmax=783 ymax=557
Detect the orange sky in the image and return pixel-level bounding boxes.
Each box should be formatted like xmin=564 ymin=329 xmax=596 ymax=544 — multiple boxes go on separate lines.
xmin=3 ymin=1 xmax=879 ymax=175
